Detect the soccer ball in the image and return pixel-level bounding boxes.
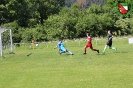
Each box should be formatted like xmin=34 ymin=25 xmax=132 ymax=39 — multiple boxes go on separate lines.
xmin=36 ymin=44 xmax=39 ymax=47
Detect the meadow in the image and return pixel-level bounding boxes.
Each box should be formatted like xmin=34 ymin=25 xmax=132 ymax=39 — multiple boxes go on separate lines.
xmin=0 ymin=38 xmax=133 ymax=88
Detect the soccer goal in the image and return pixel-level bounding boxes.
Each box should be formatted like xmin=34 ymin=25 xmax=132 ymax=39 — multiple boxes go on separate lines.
xmin=0 ymin=26 xmax=13 ymax=57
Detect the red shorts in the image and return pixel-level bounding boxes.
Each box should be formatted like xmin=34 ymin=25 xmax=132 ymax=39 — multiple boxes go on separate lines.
xmin=86 ymin=43 xmax=93 ymax=49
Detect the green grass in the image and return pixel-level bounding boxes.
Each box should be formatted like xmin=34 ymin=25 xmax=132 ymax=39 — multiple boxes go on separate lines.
xmin=0 ymin=38 xmax=133 ymax=88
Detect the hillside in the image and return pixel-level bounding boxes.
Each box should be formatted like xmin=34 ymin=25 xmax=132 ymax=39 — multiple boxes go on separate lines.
xmin=65 ymin=0 xmax=107 ymax=7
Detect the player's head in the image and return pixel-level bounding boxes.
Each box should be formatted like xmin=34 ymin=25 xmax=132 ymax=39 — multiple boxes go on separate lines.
xmin=86 ymin=33 xmax=90 ymax=36
xmin=108 ymin=30 xmax=111 ymax=34
xmin=59 ymin=39 xmax=62 ymax=42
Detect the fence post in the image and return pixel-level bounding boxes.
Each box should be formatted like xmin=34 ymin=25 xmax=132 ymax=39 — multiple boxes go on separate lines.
xmin=10 ymin=29 xmax=13 ymax=53
xmin=0 ymin=27 xmax=3 ymax=56
xmin=78 ymin=39 xmax=80 ymax=46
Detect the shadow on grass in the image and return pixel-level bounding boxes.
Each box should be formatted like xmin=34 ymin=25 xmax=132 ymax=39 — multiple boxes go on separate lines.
xmin=27 ymin=53 xmax=32 ymax=56
xmin=116 ymin=51 xmax=128 ymax=53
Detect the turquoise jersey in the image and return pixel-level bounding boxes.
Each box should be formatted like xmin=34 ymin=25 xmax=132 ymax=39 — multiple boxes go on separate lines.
xmin=58 ymin=41 xmax=66 ymax=51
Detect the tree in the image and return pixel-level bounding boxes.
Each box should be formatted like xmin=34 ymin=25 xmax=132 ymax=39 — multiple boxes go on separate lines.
xmin=29 ymin=0 xmax=65 ymax=24
xmin=86 ymin=4 xmax=103 ymax=14
xmin=2 ymin=21 xmax=22 ymax=43
xmin=0 ymin=0 xmax=9 ymax=25
xmin=6 ymin=0 xmax=30 ymax=27
xmin=0 ymin=5 xmax=6 ymax=24
xmin=115 ymin=18 xmax=131 ymax=36
xmin=43 ymin=4 xmax=81 ymax=40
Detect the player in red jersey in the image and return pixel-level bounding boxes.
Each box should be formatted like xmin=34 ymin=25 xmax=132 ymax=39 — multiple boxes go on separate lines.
xmin=83 ymin=33 xmax=99 ymax=54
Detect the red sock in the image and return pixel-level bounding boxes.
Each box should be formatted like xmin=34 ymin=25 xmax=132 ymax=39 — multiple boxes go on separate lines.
xmin=84 ymin=49 xmax=86 ymax=53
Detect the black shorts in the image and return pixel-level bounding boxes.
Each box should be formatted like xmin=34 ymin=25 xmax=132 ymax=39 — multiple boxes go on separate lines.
xmin=106 ymin=41 xmax=112 ymax=47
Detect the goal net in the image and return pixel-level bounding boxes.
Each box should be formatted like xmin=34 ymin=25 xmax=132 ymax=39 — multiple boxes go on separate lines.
xmin=0 ymin=26 xmax=13 ymax=57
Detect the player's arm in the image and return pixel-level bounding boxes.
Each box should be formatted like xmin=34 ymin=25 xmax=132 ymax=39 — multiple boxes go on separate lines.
xmin=54 ymin=44 xmax=58 ymax=49
xmin=109 ymin=35 xmax=113 ymax=40
xmin=86 ymin=33 xmax=89 ymax=37
xmin=86 ymin=33 xmax=90 ymax=42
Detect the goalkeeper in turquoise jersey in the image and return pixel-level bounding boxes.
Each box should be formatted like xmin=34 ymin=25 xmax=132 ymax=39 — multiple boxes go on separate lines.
xmin=102 ymin=30 xmax=117 ymax=54
xmin=54 ymin=40 xmax=73 ymax=55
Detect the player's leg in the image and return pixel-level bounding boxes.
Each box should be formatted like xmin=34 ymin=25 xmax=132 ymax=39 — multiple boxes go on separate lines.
xmin=90 ymin=48 xmax=99 ymax=53
xmin=84 ymin=45 xmax=88 ymax=54
xmin=109 ymin=42 xmax=117 ymax=51
xmin=90 ymin=44 xmax=99 ymax=53
xmin=59 ymin=47 xmax=66 ymax=54
xmin=102 ymin=44 xmax=108 ymax=54
xmin=102 ymin=40 xmax=112 ymax=54
xmin=59 ymin=49 xmax=65 ymax=54
xmin=32 ymin=43 xmax=34 ymax=49
xmin=66 ymin=49 xmax=73 ymax=55
xmin=110 ymin=46 xmax=117 ymax=51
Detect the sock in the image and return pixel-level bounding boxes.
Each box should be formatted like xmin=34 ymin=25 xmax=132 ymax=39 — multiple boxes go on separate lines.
xmin=110 ymin=47 xmax=116 ymax=50
xmin=93 ymin=49 xmax=98 ymax=52
xmin=84 ymin=48 xmax=86 ymax=53
xmin=68 ymin=50 xmax=73 ymax=55
xmin=103 ymin=47 xmax=107 ymax=52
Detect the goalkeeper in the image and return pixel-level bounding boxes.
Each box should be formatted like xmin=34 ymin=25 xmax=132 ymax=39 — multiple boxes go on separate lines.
xmin=102 ymin=30 xmax=117 ymax=54
xmin=54 ymin=40 xmax=73 ymax=55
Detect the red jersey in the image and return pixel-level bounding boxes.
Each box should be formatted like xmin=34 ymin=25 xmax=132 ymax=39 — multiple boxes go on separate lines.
xmin=87 ymin=37 xmax=92 ymax=44
xmin=86 ymin=36 xmax=93 ymax=48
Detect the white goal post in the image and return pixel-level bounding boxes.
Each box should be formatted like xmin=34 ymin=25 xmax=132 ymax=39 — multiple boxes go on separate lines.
xmin=0 ymin=26 xmax=13 ymax=57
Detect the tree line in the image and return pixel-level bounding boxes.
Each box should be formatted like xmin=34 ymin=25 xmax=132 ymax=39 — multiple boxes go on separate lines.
xmin=0 ymin=0 xmax=133 ymax=43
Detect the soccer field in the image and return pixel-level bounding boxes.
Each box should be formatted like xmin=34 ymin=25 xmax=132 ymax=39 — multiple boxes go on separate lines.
xmin=0 ymin=38 xmax=133 ymax=88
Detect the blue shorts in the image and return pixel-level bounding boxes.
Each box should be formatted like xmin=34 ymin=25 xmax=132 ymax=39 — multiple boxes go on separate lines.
xmin=60 ymin=47 xmax=67 ymax=52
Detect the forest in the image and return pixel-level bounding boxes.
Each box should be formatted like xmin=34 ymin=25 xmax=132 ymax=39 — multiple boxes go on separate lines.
xmin=0 ymin=0 xmax=133 ymax=43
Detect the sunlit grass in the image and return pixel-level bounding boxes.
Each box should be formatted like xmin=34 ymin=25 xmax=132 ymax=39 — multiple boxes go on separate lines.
xmin=0 ymin=38 xmax=133 ymax=88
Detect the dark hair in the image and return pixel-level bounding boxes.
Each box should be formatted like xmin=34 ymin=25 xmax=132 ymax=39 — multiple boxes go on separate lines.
xmin=108 ymin=30 xmax=112 ymax=33
xmin=87 ymin=33 xmax=90 ymax=36
xmin=59 ymin=39 xmax=62 ymax=41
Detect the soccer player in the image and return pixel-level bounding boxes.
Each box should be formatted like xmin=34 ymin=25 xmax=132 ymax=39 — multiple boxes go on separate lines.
xmin=54 ymin=40 xmax=73 ymax=55
xmin=31 ymin=38 xmax=35 ymax=49
xmin=102 ymin=30 xmax=117 ymax=54
xmin=83 ymin=33 xmax=99 ymax=54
